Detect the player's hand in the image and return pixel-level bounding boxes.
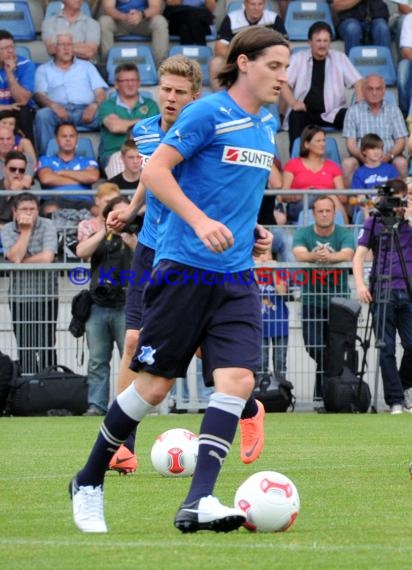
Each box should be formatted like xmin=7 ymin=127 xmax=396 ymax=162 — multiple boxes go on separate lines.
xmin=357 ymin=283 xmax=372 ymax=304
xmin=106 ymin=208 xmax=130 ymax=231
xmin=252 ymin=225 xmax=273 ymax=256
xmin=193 ymin=218 xmax=234 ymax=253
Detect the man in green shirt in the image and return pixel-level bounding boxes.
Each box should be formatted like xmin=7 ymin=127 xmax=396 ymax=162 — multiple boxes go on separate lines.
xmin=293 ymin=195 xmax=355 ymax=403
xmin=98 ymin=63 xmax=159 ymax=168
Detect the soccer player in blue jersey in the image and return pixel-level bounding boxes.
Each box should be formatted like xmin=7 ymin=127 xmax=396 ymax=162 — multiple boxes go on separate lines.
xmin=70 ymin=26 xmax=289 ymax=534
xmin=108 ymin=55 xmax=268 ymax=473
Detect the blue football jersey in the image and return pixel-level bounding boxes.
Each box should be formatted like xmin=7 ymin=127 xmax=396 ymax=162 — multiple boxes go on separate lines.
xmin=132 ymin=114 xmax=164 ymax=249
xmin=154 ymin=90 xmax=279 ymax=272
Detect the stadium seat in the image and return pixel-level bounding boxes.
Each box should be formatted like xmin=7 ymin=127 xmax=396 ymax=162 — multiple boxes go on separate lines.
xmin=15 ymin=45 xmax=32 ymax=61
xmin=168 ymin=45 xmax=213 ymax=86
xmin=348 ymin=45 xmax=397 ymax=86
xmin=106 ymin=45 xmax=158 ymax=86
xmin=227 ymin=1 xmax=243 ymax=12
xmin=291 ymin=135 xmax=341 ymax=164
xmin=0 ymin=1 xmax=36 ymax=41
xmin=284 ymin=1 xmax=335 ymax=41
xmin=45 ymin=1 xmax=92 ymax=18
xmin=46 ymin=136 xmax=96 ymax=160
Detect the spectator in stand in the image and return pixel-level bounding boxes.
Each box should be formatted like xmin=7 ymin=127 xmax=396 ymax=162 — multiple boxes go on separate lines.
xmin=99 ymin=0 xmax=169 ymax=67
xmin=0 ymin=110 xmax=37 ymax=169
xmin=42 ymin=0 xmax=101 ymax=63
xmin=163 ymin=0 xmax=215 ymax=45
xmin=341 ymin=74 xmax=409 ymax=188
xmin=37 ymin=122 xmax=100 ymax=212
xmin=332 ymin=0 xmax=391 ymax=56
xmin=397 ymin=12 xmax=412 ymax=125
xmin=280 ymin=21 xmax=363 ymax=153
xmin=1 ymin=192 xmax=59 ymax=373
xmin=0 ymin=30 xmax=36 ymax=145
xmin=108 ymin=140 xmax=142 ymax=190
xmin=0 ymin=125 xmax=35 ymax=188
xmin=34 ymin=32 xmax=107 ymax=156
xmin=292 ymin=195 xmax=355 ymax=407
xmin=98 ymin=63 xmax=159 ymax=170
xmin=281 ymin=125 xmax=348 ymax=225
xmin=0 ymin=151 xmax=32 ymax=227
xmin=209 ymin=0 xmax=287 ymax=91
xmin=351 ymin=133 xmax=400 ymax=227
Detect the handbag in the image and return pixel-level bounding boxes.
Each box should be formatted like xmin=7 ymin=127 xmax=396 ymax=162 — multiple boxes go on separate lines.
xmin=7 ymin=364 xmax=88 ymax=416
xmin=253 ymin=371 xmax=296 ymax=413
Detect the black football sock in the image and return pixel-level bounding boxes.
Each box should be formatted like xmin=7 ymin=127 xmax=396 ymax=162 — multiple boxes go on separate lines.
xmin=183 ymin=392 xmax=245 ymax=504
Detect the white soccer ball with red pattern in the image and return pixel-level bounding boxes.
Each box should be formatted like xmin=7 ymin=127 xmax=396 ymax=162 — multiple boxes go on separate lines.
xmin=234 ymin=471 xmax=300 ymax=532
xmin=150 ymin=428 xmax=199 ymax=477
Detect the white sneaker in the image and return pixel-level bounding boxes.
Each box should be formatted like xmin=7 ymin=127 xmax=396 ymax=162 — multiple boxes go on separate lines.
xmin=390 ymin=404 xmax=403 ymax=415
xmin=175 ymin=495 xmax=246 ymax=533
xmin=69 ymin=477 xmax=107 ymax=533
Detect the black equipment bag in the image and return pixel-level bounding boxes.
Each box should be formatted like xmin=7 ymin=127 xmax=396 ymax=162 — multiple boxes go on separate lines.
xmin=0 ymin=351 xmax=19 ymax=414
xmin=68 ymin=289 xmax=93 ymax=338
xmin=7 ymin=364 xmax=88 ymax=416
xmin=323 ymin=366 xmax=371 ymax=413
xmin=323 ymin=298 xmax=371 ymax=413
xmin=253 ymin=371 xmax=296 ymax=413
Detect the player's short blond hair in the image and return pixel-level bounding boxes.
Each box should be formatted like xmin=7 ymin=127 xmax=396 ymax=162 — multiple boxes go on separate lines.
xmin=159 ymin=55 xmax=202 ymax=94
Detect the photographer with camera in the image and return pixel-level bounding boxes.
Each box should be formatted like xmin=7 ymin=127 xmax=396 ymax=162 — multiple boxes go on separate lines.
xmin=353 ymin=179 xmax=412 ymax=414
xmin=76 ymin=193 xmax=137 ymax=416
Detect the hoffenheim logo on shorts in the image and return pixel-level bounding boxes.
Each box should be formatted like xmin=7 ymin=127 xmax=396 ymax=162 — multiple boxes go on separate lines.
xmin=222 ymin=146 xmax=273 ymax=170
xmin=138 ymin=346 xmax=157 ymax=365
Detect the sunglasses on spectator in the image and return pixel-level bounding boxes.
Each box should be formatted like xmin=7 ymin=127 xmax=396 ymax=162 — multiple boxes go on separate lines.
xmin=8 ymin=166 xmax=26 ymax=174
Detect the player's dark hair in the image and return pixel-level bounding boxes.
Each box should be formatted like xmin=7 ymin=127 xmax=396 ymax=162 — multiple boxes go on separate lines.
xmin=299 ymin=124 xmax=325 ymax=158
xmin=308 ymin=21 xmax=333 ymax=40
xmin=382 ymin=179 xmax=407 ymax=195
xmin=360 ymin=133 xmax=384 ymax=152
xmin=217 ymin=26 xmax=289 ymax=89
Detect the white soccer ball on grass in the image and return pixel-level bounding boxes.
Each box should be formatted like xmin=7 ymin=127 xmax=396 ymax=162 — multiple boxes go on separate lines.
xmin=234 ymin=470 xmax=300 ymax=532
xmin=150 ymin=428 xmax=199 ymax=477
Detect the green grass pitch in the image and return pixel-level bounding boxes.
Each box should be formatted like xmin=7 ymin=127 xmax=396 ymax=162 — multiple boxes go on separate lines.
xmin=1 ymin=412 xmax=412 ymax=569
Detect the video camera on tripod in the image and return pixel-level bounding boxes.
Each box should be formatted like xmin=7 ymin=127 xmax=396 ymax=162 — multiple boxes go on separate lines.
xmin=371 ymin=183 xmax=408 ymax=226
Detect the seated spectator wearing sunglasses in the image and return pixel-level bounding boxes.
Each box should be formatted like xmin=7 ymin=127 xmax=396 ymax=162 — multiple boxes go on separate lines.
xmin=0 ymin=151 xmax=39 ymax=228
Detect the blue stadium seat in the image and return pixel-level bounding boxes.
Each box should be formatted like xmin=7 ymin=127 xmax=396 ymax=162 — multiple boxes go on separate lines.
xmin=169 ymin=45 xmax=213 ymax=86
xmin=45 ymin=1 xmax=91 ymax=18
xmin=0 ymin=1 xmax=36 ymax=41
xmin=106 ymin=45 xmax=158 ymax=86
xmin=348 ymin=46 xmax=397 ymax=86
xmin=227 ymin=1 xmax=243 ymax=13
xmin=46 ymin=136 xmax=96 ymax=160
xmin=291 ymin=135 xmax=341 ymax=165
xmin=15 ymin=45 xmax=32 ymax=61
xmin=284 ymin=1 xmax=335 ymax=41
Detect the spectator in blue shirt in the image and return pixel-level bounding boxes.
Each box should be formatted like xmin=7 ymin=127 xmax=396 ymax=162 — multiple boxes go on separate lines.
xmin=37 ymin=122 xmax=100 ymax=212
xmin=0 ymin=30 xmax=36 ymax=145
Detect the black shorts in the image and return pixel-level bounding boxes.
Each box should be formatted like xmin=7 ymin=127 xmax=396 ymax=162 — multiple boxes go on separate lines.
xmin=130 ymin=260 xmax=262 ymax=385
xmin=125 ymin=243 xmax=155 ymax=330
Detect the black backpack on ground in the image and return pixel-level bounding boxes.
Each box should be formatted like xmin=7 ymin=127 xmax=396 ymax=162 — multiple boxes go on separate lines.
xmin=253 ymin=371 xmax=296 ymax=413
xmin=323 ymin=298 xmax=371 ymax=413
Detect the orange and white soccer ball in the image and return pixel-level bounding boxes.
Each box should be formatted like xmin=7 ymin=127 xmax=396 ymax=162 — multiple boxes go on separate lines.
xmin=234 ymin=471 xmax=300 ymax=532
xmin=150 ymin=428 xmax=198 ymax=477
